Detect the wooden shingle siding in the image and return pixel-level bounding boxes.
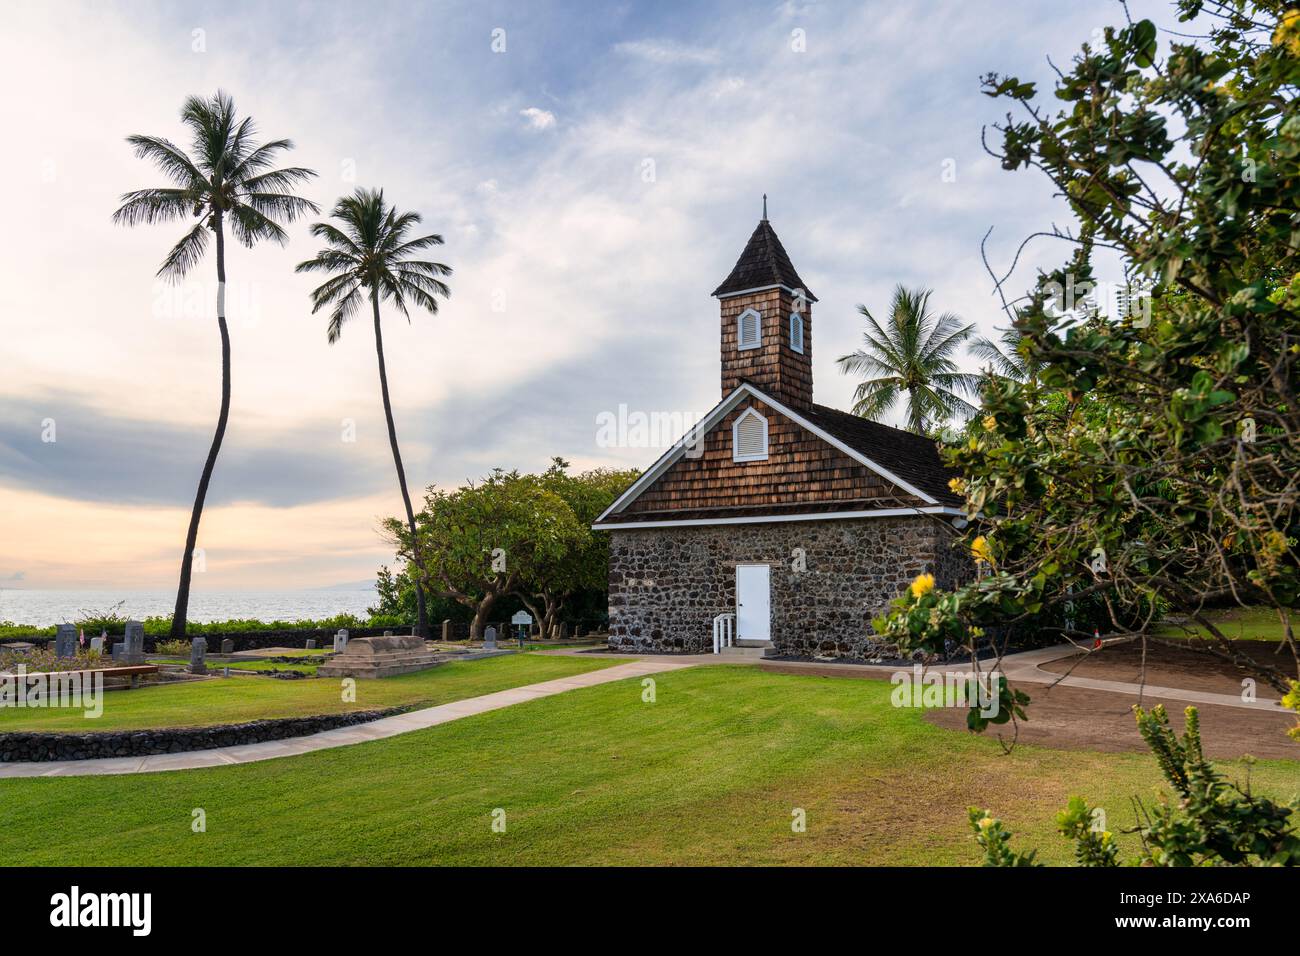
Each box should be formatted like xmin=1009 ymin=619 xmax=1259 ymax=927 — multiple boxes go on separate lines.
xmin=623 ymin=398 xmax=923 ymax=515
xmin=719 ymin=288 xmax=813 ymax=410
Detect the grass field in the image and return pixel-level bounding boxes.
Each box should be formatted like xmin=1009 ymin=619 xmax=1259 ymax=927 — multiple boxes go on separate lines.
xmin=0 ymin=654 xmax=618 ymax=732
xmin=1157 ymin=606 xmax=1290 ymax=642
xmin=2 ymin=665 xmax=1296 ymax=866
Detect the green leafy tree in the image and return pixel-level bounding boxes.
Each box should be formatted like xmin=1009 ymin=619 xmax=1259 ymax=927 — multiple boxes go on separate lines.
xmin=836 ymin=285 xmax=981 ymax=434
xmin=297 ymin=188 xmax=452 ymax=638
xmin=969 ymin=326 xmax=1038 ymax=384
xmin=113 ymin=91 xmax=318 ymax=637
xmin=514 ymin=459 xmax=637 ymax=639
xmin=877 ymin=0 xmax=1300 ymax=707
xmin=388 ymin=470 xmax=585 ymax=641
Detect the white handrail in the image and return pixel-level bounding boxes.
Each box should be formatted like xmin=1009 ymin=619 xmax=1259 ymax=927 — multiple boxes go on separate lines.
xmin=712 ymin=612 xmax=735 ymax=654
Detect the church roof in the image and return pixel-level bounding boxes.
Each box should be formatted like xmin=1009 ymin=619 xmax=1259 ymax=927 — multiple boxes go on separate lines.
xmin=712 ymin=218 xmax=818 ymax=302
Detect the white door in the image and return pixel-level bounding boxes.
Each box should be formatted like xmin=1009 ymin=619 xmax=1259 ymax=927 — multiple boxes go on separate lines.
xmin=735 ymin=564 xmax=771 ymax=642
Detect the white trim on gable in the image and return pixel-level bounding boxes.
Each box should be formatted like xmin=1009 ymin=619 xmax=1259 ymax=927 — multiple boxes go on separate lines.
xmin=592 ymin=505 xmax=963 ymax=531
xmin=592 ymin=381 xmax=942 ymax=527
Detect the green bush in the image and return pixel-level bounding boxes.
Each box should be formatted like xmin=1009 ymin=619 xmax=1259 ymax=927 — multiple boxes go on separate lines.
xmin=971 ymin=705 xmax=1300 ymax=867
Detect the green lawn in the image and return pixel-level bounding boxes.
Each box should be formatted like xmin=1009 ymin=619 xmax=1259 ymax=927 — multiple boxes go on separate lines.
xmin=1157 ymin=606 xmax=1289 ymax=641
xmin=2 ymin=665 xmax=1296 ymax=866
xmin=0 ymin=653 xmax=617 ymax=732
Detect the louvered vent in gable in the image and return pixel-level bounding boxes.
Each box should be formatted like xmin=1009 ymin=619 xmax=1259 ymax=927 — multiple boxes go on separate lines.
xmin=736 ymin=308 xmax=761 ymax=350
xmin=789 ymin=312 xmax=804 ymax=353
xmin=732 ymin=407 xmax=769 ymax=462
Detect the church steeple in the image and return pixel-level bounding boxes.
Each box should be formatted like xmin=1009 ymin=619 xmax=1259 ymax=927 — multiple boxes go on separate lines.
xmin=713 ymin=213 xmax=815 ymax=410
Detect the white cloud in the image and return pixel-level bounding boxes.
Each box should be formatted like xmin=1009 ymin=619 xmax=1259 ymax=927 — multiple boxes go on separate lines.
xmin=519 ymin=107 xmax=556 ymax=130
xmin=613 ymin=39 xmax=719 ymax=64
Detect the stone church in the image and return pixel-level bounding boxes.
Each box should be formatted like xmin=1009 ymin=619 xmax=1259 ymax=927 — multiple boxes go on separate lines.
xmin=593 ymin=212 xmax=971 ymax=658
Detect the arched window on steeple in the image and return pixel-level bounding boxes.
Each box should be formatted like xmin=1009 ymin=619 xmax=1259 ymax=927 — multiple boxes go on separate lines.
xmin=737 ymin=308 xmax=761 ymax=350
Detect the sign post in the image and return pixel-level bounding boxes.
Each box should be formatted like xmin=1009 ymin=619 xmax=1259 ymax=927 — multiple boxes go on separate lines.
xmin=511 ymin=610 xmax=533 ymax=649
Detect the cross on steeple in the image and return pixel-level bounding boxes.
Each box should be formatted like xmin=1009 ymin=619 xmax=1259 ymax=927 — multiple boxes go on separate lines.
xmin=762 ymin=194 xmax=767 ymax=221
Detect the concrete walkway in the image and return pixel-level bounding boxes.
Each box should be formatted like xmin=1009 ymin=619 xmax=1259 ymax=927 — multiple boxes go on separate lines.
xmin=0 ymin=658 xmax=691 ymax=780
xmin=552 ymin=643 xmax=1288 ymax=714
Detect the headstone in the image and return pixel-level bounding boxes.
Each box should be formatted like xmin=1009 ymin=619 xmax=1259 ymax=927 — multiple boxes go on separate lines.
xmin=305 ymin=639 xmax=317 ymax=650
xmin=189 ymin=637 xmax=207 ymax=675
xmin=575 ymin=625 xmax=584 ymax=638
xmin=384 ymin=630 xmax=393 ymax=637
xmin=559 ymin=621 xmax=569 ymax=641
xmin=54 ymin=624 xmax=77 ymax=658
xmin=441 ymin=619 xmax=452 ymax=642
xmin=5 ymin=641 xmax=34 ymax=654
xmin=484 ymin=626 xmax=497 ymax=650
xmin=89 ymin=636 xmax=104 ymax=654
xmin=123 ymin=621 xmax=145 ymax=663
xmin=220 ymin=638 xmax=234 ymax=655
xmin=111 ymin=642 xmax=125 ymax=661
xmin=334 ymin=629 xmax=349 ymax=654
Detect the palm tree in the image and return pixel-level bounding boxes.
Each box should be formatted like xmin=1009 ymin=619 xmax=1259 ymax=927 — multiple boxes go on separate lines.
xmin=970 ymin=325 xmax=1039 ymax=383
xmin=113 ymin=91 xmax=318 ymax=638
xmin=296 ymin=189 xmax=452 ymax=639
xmin=837 ymin=285 xmax=981 ymax=434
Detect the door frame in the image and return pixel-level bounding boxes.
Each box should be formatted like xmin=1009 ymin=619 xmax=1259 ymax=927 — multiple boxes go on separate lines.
xmin=734 ymin=562 xmax=772 ymax=642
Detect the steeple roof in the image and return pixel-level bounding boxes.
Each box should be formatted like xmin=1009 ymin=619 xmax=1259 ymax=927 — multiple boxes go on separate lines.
xmin=711 ymin=217 xmax=817 ymax=302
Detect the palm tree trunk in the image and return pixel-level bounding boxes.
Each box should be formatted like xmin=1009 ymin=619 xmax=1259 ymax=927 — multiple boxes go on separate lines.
xmin=371 ymin=290 xmax=429 ymax=638
xmin=170 ymin=214 xmax=230 ymax=639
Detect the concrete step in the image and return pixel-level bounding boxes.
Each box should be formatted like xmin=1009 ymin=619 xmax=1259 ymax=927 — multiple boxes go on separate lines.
xmin=735 ymin=639 xmax=774 ymax=648
xmin=718 ymin=645 xmax=769 ymax=659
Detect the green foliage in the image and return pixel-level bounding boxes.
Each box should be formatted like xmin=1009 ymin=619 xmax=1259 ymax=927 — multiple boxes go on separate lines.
xmin=878 ymin=0 xmax=1300 ymax=708
xmin=153 ymin=639 xmax=190 ymax=657
xmin=836 ymin=285 xmax=981 ymax=434
xmin=385 ymin=461 xmax=635 ymax=638
xmin=974 ymin=705 xmax=1300 ymax=866
xmin=113 ymin=90 xmax=318 ymax=279
xmin=969 ymin=809 xmax=1040 ymax=866
xmin=295 ymin=187 xmax=450 ymax=343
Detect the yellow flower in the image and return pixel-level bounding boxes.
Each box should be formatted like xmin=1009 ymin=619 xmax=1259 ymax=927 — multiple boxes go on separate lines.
xmin=982 ymin=415 xmax=998 ymax=432
xmin=971 ymin=535 xmax=994 ymax=565
xmin=1274 ymin=9 xmax=1300 ymax=56
xmin=910 ymin=573 xmax=936 ymax=599
xmin=948 ymin=477 xmax=967 ymax=495
xmin=977 ymin=816 xmax=995 ymax=830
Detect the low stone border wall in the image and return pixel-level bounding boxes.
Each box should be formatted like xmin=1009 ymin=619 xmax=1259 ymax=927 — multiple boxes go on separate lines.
xmin=0 ymin=706 xmax=408 ymax=763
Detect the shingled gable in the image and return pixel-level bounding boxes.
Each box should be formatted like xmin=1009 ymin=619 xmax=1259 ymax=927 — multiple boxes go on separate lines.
xmin=711 ymin=218 xmax=818 ymax=301
xmin=592 ymin=381 xmax=962 ymax=528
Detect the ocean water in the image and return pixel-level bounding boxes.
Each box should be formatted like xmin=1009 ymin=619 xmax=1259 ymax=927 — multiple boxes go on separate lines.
xmin=0 ymin=588 xmax=378 ymax=626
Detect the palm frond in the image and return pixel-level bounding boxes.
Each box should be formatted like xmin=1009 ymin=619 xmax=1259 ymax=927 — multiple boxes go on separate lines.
xmin=155 ymin=223 xmax=210 ymax=281
xmin=227 ymin=204 xmax=288 ymax=247
xmin=124 ymin=135 xmax=203 ymax=186
xmin=112 ymin=188 xmax=199 ymax=227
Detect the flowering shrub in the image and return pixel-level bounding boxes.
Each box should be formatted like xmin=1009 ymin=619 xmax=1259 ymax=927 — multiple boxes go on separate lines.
xmin=971 ymin=705 xmax=1300 ymax=866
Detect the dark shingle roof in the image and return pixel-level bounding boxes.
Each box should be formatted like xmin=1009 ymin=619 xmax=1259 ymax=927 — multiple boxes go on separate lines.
xmin=712 ymin=219 xmax=817 ymax=301
xmin=801 ymin=403 xmax=962 ymax=506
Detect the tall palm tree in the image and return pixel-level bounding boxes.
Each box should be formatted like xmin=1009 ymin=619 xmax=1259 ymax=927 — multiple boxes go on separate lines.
xmin=296 ymin=189 xmax=452 ymax=639
xmin=837 ymin=285 xmax=981 ymax=434
xmin=970 ymin=325 xmax=1039 ymax=383
xmin=114 ymin=91 xmax=318 ymax=638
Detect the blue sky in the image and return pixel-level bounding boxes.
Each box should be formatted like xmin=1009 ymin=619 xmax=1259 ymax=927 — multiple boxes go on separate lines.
xmin=0 ymin=0 xmax=1168 ymax=588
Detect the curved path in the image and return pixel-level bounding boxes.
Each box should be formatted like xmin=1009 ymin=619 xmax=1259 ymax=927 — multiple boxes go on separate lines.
xmin=0 ymin=659 xmax=689 ymax=779
xmin=0 ymin=644 xmax=1284 ymax=779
